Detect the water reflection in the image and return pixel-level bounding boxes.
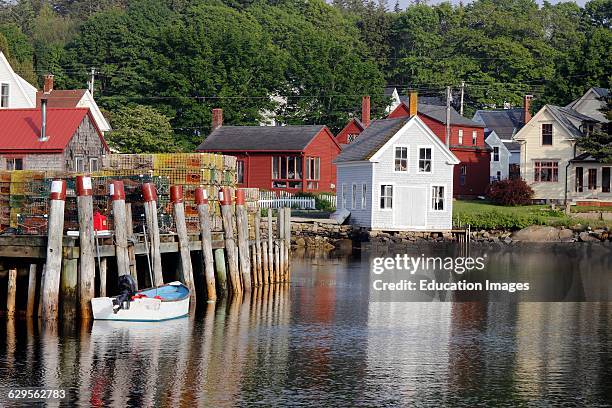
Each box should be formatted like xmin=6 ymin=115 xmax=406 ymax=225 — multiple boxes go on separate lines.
xmin=0 ymin=245 xmax=611 ymax=406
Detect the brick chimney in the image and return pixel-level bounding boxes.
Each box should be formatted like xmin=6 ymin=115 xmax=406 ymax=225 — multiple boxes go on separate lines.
xmin=361 ymin=96 xmax=370 ymax=128
xmin=523 ymin=95 xmax=533 ymax=125
xmin=43 ymin=74 xmax=54 ymax=94
xmin=212 ymin=108 xmax=223 ymax=130
xmin=409 ymin=91 xmax=418 ymax=117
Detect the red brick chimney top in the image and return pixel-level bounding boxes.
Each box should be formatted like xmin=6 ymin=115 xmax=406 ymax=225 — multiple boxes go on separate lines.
xmin=523 ymin=95 xmax=533 ymax=125
xmin=212 ymin=108 xmax=223 ymax=130
xmin=43 ymin=74 xmax=54 ymax=94
xmin=361 ymin=96 xmax=371 ymax=128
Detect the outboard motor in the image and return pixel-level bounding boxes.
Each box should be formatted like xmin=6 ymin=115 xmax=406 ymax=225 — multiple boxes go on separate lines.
xmin=112 ymin=274 xmax=138 ymax=313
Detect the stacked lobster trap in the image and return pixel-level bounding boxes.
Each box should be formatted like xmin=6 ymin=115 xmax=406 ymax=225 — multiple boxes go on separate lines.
xmin=0 ymin=153 xmax=257 ymax=235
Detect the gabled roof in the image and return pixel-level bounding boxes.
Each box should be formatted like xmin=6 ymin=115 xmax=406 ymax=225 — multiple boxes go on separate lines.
xmin=196 ymin=125 xmax=334 ymax=152
xmin=473 ymin=108 xmax=524 ymax=139
xmin=566 ymin=87 xmax=610 ymax=109
xmin=0 ymin=108 xmax=107 ymax=153
xmin=547 ymin=105 xmax=598 ymax=139
xmin=335 ymin=116 xmax=459 ymax=164
xmin=36 ymin=89 xmax=87 ymax=108
xmin=393 ymin=100 xmax=484 ymax=127
xmin=0 ymin=51 xmax=37 ymax=107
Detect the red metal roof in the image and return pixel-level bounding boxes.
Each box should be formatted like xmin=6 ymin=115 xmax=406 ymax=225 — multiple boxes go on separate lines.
xmin=0 ymin=108 xmax=107 ymax=153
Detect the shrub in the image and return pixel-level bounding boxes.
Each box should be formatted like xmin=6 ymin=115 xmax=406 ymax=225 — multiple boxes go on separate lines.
xmin=487 ymin=178 xmax=534 ymax=206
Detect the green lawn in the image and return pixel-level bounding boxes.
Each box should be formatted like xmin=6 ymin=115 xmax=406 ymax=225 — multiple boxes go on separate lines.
xmin=453 ymin=200 xmax=611 ymax=230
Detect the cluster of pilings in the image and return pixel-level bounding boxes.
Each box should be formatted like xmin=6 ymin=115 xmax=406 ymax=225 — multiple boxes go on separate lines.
xmin=1 ymin=176 xmax=291 ymax=321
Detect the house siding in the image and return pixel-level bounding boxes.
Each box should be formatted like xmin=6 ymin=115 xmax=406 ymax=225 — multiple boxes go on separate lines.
xmin=336 ymin=120 xmax=363 ymax=145
xmin=516 ymin=109 xmax=575 ymax=202
xmin=370 ymin=121 xmax=455 ymax=230
xmin=0 ymin=53 xmax=36 ymax=109
xmin=486 ymin=132 xmax=510 ymax=181
xmin=336 ymin=163 xmax=373 ymax=227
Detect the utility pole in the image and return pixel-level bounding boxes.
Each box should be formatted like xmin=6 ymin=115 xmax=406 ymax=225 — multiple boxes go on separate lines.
xmin=445 ymin=86 xmax=451 ymax=148
xmin=460 ymin=81 xmax=465 ymax=116
xmin=88 ymin=68 xmax=95 ymax=98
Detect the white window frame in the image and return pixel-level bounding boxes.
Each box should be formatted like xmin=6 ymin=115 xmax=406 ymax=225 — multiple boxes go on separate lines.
xmin=341 ymin=184 xmax=347 ymax=209
xmin=6 ymin=157 xmax=23 ymax=170
xmin=393 ymin=144 xmax=409 ymax=173
xmin=361 ymin=183 xmax=367 ymax=209
xmin=417 ymin=146 xmax=433 ymax=173
xmin=351 ymin=183 xmax=357 ymax=209
xmin=430 ymin=184 xmax=446 ymax=212
xmin=236 ymin=160 xmax=245 ymax=184
xmin=0 ymin=83 xmax=9 ymax=108
xmin=379 ymin=184 xmax=393 ymax=210
xmin=75 ymin=156 xmax=85 ymax=172
xmin=89 ymin=157 xmax=99 ymax=172
xmin=472 ymin=130 xmax=477 ymax=145
xmin=458 ymin=129 xmax=463 ymax=145
xmin=541 ymin=123 xmax=553 ymax=146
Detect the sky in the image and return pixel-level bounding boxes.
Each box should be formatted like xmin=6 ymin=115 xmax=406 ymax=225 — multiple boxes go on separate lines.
xmin=395 ymin=0 xmax=589 ymax=7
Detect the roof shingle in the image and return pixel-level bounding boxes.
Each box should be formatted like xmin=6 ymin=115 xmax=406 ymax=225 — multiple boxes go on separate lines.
xmin=196 ymin=125 xmax=327 ymax=151
xmin=335 ymin=117 xmax=410 ymax=162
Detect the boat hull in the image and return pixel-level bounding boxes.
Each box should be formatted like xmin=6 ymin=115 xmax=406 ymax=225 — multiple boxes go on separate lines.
xmin=91 ymin=282 xmax=190 ymax=322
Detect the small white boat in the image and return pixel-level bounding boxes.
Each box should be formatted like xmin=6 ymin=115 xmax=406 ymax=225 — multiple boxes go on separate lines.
xmin=91 ymin=280 xmax=190 ymax=322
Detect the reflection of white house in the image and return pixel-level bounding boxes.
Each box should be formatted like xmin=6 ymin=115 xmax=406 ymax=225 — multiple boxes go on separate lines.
xmin=0 ymin=51 xmax=37 ymax=109
xmin=514 ymin=100 xmax=609 ymax=203
xmin=485 ymin=130 xmax=510 ymax=181
xmin=334 ymin=115 xmax=459 ymax=230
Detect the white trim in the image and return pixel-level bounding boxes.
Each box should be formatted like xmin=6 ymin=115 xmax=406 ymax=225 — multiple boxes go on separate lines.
xmin=368 ymin=116 xmax=460 ymax=164
xmin=417 ymin=145 xmax=434 ymax=174
xmin=78 ymin=90 xmax=112 ymax=132
xmin=392 ymin=144 xmax=410 ymax=173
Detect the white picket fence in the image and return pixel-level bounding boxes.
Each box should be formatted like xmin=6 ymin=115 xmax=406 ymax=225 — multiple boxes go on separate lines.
xmin=318 ymin=193 xmax=337 ymax=208
xmin=258 ymin=191 xmax=336 ymax=210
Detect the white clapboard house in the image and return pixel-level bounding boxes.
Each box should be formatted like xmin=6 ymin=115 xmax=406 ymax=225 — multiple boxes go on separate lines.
xmin=334 ymin=115 xmax=459 ymax=230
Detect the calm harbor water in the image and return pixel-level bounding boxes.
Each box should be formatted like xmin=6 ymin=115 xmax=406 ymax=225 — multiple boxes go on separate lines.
xmin=1 ymin=244 xmax=611 ymax=406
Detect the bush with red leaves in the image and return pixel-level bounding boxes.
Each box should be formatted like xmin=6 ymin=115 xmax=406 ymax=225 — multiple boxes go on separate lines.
xmin=487 ymin=178 xmax=534 ymax=206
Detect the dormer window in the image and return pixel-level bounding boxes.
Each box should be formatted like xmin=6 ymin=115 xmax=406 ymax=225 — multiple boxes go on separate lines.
xmin=541 ymin=124 xmax=553 ymax=145
xmin=0 ymin=83 xmax=8 ymax=108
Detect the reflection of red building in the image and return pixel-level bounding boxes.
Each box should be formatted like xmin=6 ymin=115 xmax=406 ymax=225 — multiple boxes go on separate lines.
xmin=197 ymin=109 xmax=341 ymax=193
xmin=388 ymin=95 xmax=490 ymax=198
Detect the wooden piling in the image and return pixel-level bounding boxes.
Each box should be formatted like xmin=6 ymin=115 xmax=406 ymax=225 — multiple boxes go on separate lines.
xmin=76 ymin=175 xmax=95 ymax=319
xmin=220 ymin=187 xmax=241 ymax=295
xmin=267 ymin=210 xmax=273 ymax=284
xmin=26 ymin=264 xmax=37 ymax=317
xmin=125 ymin=203 xmax=138 ymax=285
xmin=251 ymin=243 xmax=258 ymax=286
xmin=262 ymin=240 xmax=269 ymax=284
xmin=38 ymin=265 xmax=45 ymax=318
xmin=42 ymin=179 xmax=66 ymax=320
xmin=60 ymin=246 xmax=78 ymax=320
xmin=235 ymin=189 xmax=252 ymax=292
xmin=284 ymin=207 xmax=291 ymax=281
xmin=280 ymin=240 xmax=286 ymax=282
xmin=213 ymin=248 xmax=228 ymax=293
xmin=196 ymin=187 xmax=216 ymax=301
xmin=111 ymin=181 xmax=130 ymax=278
xmin=284 ymin=240 xmax=290 ymax=282
xmin=171 ymin=185 xmax=196 ymax=301
xmin=143 ymin=183 xmax=163 ymax=286
xmin=7 ymin=268 xmax=17 ymax=317
xmin=278 ymin=208 xmax=284 ymax=245
xmin=274 ymin=241 xmax=280 ymax=283
xmin=255 ymin=211 xmax=262 ymax=286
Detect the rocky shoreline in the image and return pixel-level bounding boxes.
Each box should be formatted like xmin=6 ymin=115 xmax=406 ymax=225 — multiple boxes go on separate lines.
xmin=286 ymin=220 xmax=611 ymax=249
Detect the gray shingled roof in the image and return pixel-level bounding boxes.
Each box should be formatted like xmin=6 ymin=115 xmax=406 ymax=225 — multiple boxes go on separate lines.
xmin=399 ymin=95 xmax=445 ymax=106
xmin=196 ymin=125 xmax=326 ymax=151
xmin=419 ymin=103 xmax=484 ymax=127
xmin=335 ymin=117 xmax=410 ymax=163
xmin=502 ymin=141 xmax=521 ymax=151
xmin=473 ymin=108 xmax=524 ymax=139
xmin=547 ymin=105 xmax=598 ymax=139
xmin=593 ymin=87 xmax=609 ymax=98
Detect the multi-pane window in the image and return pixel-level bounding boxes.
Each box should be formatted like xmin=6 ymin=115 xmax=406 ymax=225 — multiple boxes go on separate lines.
xmin=6 ymin=158 xmax=23 ymax=170
xmin=493 ymin=147 xmax=499 ymax=162
xmin=306 ymin=157 xmax=320 ymax=189
xmin=236 ymin=160 xmax=244 ymax=183
xmin=418 ymin=148 xmax=432 ymax=172
xmin=534 ymin=161 xmax=558 ymax=182
xmin=431 ymin=186 xmax=445 ymax=211
xmin=341 ymin=184 xmax=347 ymax=208
xmin=394 ymin=147 xmax=408 ymax=171
xmin=460 ymin=165 xmax=467 ymax=186
xmin=0 ymin=83 xmax=9 ymax=108
xmin=588 ymin=168 xmax=597 ymax=190
xmin=347 ymin=134 xmax=358 ymax=143
xmin=351 ymin=184 xmax=357 ymax=209
xmin=541 ymin=124 xmax=553 ymax=145
xmin=472 ymin=131 xmax=477 ymax=145
xmin=380 ymin=185 xmax=393 ymax=209
xmin=361 ymin=183 xmax=367 ymax=209
xmin=75 ymin=157 xmax=85 ymax=172
xmin=272 ymin=156 xmax=302 ymax=188
xmin=458 ymin=129 xmax=463 ymax=145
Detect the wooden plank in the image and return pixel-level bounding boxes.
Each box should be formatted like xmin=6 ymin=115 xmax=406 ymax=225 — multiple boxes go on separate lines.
xmin=26 ymin=264 xmax=37 ymax=317
xmin=6 ymin=268 xmax=17 ymax=317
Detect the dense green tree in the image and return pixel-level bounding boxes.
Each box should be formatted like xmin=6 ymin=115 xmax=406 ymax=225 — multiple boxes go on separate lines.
xmin=107 ymin=105 xmax=180 ymax=153
xmin=0 ymin=22 xmax=36 ymax=83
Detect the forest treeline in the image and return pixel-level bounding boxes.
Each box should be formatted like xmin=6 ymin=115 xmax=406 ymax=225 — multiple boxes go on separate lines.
xmin=0 ymin=0 xmax=610 ymax=150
